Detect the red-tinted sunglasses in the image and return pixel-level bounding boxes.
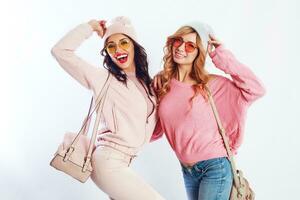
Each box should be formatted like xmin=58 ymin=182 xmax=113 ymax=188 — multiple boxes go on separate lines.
xmin=168 ymin=37 xmax=198 ymax=53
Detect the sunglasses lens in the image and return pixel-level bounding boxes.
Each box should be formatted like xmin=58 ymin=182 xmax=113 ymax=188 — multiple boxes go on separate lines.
xmin=172 ymin=38 xmax=183 ymax=48
xmin=106 ymin=39 xmax=131 ymax=54
xmin=119 ymin=39 xmax=130 ymax=50
xmin=185 ymin=42 xmax=197 ymax=53
xmin=106 ymin=43 xmax=116 ymax=54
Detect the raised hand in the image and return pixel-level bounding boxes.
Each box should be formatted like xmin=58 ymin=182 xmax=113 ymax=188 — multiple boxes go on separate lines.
xmin=88 ymin=19 xmax=107 ymax=38
xmin=207 ymin=34 xmax=222 ymax=54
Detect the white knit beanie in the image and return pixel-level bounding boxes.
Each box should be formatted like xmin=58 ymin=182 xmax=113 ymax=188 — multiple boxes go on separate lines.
xmin=103 ymin=16 xmax=138 ymax=42
xmin=184 ymin=21 xmax=215 ymax=51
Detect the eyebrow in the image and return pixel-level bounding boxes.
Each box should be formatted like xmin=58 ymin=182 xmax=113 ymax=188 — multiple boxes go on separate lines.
xmin=183 ymin=39 xmax=196 ymax=43
xmin=178 ymin=36 xmax=195 ymax=43
xmin=107 ymin=37 xmax=129 ymax=44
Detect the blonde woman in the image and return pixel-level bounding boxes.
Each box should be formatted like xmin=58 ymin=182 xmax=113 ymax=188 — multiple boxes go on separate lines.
xmin=151 ymin=22 xmax=265 ymax=200
xmin=51 ymin=16 xmax=164 ymax=200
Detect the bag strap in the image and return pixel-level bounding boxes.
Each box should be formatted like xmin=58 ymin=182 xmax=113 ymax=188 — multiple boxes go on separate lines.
xmin=81 ymin=73 xmax=112 ymax=136
xmin=81 ymin=97 xmax=94 ymax=136
xmin=205 ymin=86 xmax=241 ymax=189
xmin=64 ymin=73 xmax=112 ymax=169
xmin=83 ymin=79 xmax=111 ymax=171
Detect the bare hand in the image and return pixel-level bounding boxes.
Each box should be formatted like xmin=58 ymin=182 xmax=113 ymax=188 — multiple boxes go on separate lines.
xmin=88 ymin=19 xmax=107 ymax=38
xmin=152 ymin=71 xmax=163 ymax=91
xmin=208 ymin=34 xmax=222 ymax=54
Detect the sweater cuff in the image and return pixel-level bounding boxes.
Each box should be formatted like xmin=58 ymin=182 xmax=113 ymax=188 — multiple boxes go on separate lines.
xmin=77 ymin=23 xmax=94 ymax=37
xmin=209 ymin=44 xmax=225 ymax=58
xmin=85 ymin=22 xmax=94 ymax=32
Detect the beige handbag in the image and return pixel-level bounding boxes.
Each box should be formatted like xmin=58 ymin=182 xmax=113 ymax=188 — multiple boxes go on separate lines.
xmin=206 ymin=87 xmax=255 ymax=200
xmin=50 ymin=73 xmax=112 ymax=183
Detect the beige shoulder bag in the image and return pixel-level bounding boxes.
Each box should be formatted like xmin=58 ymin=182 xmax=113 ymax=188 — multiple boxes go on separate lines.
xmin=50 ymin=73 xmax=112 ymax=183
xmin=206 ymin=86 xmax=255 ymax=200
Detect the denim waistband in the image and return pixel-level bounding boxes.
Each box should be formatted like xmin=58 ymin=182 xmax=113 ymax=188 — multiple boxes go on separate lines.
xmin=180 ymin=156 xmax=229 ymax=172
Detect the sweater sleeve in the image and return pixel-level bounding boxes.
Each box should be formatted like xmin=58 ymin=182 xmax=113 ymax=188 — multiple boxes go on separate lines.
xmin=51 ymin=23 xmax=108 ymax=92
xmin=209 ymin=45 xmax=266 ymax=105
xmin=150 ymin=119 xmax=164 ymax=142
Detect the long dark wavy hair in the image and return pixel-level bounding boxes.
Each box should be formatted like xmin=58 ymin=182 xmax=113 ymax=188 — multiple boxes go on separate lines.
xmin=100 ymin=35 xmax=154 ymax=96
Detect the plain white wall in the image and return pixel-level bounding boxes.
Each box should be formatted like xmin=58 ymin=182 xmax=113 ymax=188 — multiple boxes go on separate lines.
xmin=1 ymin=0 xmax=299 ymax=199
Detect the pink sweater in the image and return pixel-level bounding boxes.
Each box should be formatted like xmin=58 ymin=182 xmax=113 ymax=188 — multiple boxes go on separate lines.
xmin=151 ymin=45 xmax=266 ymax=163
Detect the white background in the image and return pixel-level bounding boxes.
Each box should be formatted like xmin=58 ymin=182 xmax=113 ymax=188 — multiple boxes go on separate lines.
xmin=1 ymin=0 xmax=299 ymax=199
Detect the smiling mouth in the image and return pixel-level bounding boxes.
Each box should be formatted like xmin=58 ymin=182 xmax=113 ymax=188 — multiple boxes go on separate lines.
xmin=174 ymin=51 xmax=186 ymax=59
xmin=115 ymin=53 xmax=128 ymax=64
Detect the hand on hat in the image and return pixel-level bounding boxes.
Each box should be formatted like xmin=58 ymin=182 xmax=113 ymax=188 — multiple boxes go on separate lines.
xmin=88 ymin=19 xmax=107 ymax=38
xmin=207 ymin=34 xmax=222 ymax=54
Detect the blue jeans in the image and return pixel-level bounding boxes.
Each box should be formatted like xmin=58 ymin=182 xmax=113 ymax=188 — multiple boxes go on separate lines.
xmin=181 ymin=157 xmax=233 ymax=200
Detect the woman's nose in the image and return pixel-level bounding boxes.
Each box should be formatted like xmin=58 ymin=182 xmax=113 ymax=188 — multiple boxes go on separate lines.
xmin=178 ymin=42 xmax=186 ymax=52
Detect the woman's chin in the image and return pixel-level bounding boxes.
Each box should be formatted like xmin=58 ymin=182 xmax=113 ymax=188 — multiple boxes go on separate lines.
xmin=174 ymin=58 xmax=186 ymax=65
xmin=115 ymin=63 xmax=132 ymax=71
xmin=173 ymin=57 xmax=193 ymax=66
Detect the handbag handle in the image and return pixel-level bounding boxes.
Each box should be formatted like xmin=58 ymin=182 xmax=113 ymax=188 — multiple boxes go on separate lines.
xmin=205 ymin=86 xmax=241 ymax=189
xmin=64 ymin=73 xmax=112 ymax=170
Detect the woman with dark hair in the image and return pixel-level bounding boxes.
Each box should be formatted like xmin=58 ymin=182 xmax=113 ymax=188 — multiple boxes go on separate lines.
xmin=151 ymin=22 xmax=265 ymax=200
xmin=51 ymin=16 xmax=164 ymax=200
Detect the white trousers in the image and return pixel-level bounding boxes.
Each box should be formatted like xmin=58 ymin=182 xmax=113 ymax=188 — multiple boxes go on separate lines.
xmin=91 ymin=145 xmax=165 ymax=200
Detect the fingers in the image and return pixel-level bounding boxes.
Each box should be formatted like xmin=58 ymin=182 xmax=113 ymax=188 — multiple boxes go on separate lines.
xmin=99 ymin=20 xmax=106 ymax=26
xmin=157 ymin=75 xmax=162 ymax=90
xmin=208 ymin=35 xmax=222 ymax=53
xmin=153 ymin=73 xmax=164 ymax=91
xmin=97 ymin=31 xmax=104 ymax=38
xmin=152 ymin=70 xmax=165 ymax=91
xmin=209 ymin=34 xmax=221 ymax=43
xmin=208 ymin=34 xmax=221 ymax=46
xmin=95 ymin=20 xmax=106 ymax=38
xmin=207 ymin=42 xmax=213 ymax=54
xmin=209 ymin=34 xmax=217 ymax=41
xmin=97 ymin=29 xmax=105 ymax=38
xmin=153 ymin=75 xmax=158 ymax=91
xmin=99 ymin=20 xmax=107 ymax=31
xmin=210 ymin=40 xmax=222 ymax=46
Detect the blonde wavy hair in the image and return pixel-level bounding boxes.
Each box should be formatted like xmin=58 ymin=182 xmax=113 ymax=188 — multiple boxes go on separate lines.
xmin=157 ymin=26 xmax=212 ymax=105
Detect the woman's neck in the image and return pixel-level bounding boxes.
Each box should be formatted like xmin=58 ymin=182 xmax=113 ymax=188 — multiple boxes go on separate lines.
xmin=177 ymin=64 xmax=195 ymax=83
xmin=123 ymin=63 xmax=136 ymax=74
